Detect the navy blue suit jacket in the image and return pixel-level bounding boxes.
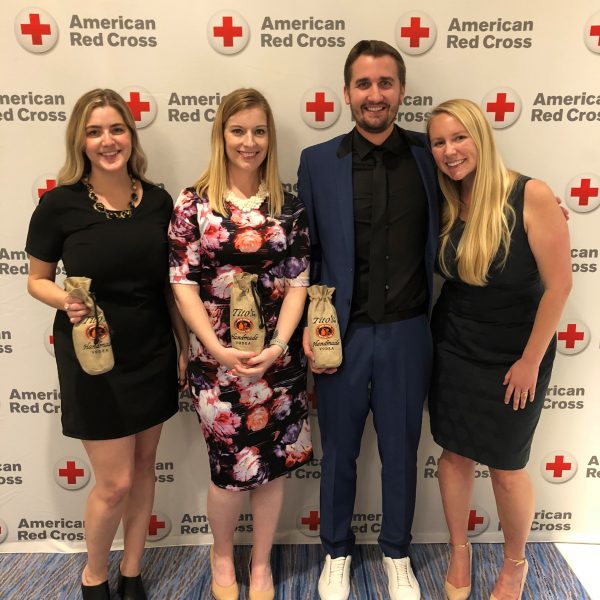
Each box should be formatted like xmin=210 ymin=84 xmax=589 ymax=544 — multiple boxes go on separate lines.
xmin=298 ymin=127 xmax=440 ymax=338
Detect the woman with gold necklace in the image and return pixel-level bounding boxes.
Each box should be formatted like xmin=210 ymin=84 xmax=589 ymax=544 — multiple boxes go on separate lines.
xmin=26 ymin=89 xmax=188 ymax=599
xmin=169 ymin=88 xmax=312 ymax=600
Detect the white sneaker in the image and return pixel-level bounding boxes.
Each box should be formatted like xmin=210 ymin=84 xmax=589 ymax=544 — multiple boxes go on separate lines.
xmin=318 ymin=554 xmax=351 ymax=600
xmin=383 ymin=556 xmax=421 ymax=600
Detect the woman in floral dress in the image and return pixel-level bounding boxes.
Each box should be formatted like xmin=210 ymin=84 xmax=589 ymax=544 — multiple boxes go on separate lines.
xmin=169 ymin=88 xmax=311 ymax=600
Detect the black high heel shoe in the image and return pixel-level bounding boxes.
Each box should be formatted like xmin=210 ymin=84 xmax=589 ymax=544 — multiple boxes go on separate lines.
xmin=81 ymin=580 xmax=111 ymax=599
xmin=117 ymin=572 xmax=147 ymax=600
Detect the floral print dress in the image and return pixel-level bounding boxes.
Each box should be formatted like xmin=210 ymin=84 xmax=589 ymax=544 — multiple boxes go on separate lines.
xmin=169 ymin=188 xmax=313 ymax=490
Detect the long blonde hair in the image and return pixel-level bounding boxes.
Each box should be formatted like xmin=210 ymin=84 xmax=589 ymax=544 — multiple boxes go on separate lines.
xmin=57 ymin=88 xmax=149 ymax=185
xmin=195 ymin=88 xmax=283 ymax=217
xmin=427 ymin=99 xmax=516 ymax=286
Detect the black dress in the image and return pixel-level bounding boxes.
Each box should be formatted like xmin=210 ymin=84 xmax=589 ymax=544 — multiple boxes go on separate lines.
xmin=26 ymin=181 xmax=178 ymax=440
xmin=429 ymin=175 xmax=556 ymax=470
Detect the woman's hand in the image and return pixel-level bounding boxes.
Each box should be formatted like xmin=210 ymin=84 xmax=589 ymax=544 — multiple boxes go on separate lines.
xmin=302 ymin=327 xmax=337 ymax=374
xmin=503 ymin=357 xmax=539 ymax=410
xmin=177 ymin=349 xmax=189 ymax=390
xmin=214 ymin=347 xmax=256 ymax=372
xmin=64 ymin=295 xmax=90 ymax=324
xmin=232 ymin=345 xmax=282 ymax=379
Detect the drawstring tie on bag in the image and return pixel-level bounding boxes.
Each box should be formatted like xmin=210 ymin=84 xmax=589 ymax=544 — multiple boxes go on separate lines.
xmin=250 ymin=279 xmax=265 ymax=330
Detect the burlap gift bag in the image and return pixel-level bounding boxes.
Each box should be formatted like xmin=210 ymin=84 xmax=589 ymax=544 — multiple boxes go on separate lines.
xmin=307 ymin=285 xmax=342 ymax=369
xmin=230 ymin=272 xmax=265 ymax=354
xmin=64 ymin=277 xmax=114 ymax=375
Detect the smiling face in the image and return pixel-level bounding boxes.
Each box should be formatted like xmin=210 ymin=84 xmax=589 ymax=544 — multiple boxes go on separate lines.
xmin=83 ymin=105 xmax=132 ymax=176
xmin=223 ymin=107 xmax=269 ymax=180
xmin=428 ymin=112 xmax=479 ymax=186
xmin=344 ymin=54 xmax=404 ymax=143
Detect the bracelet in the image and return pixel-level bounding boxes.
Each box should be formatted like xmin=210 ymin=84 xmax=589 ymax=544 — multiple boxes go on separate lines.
xmin=269 ymin=337 xmax=288 ymax=356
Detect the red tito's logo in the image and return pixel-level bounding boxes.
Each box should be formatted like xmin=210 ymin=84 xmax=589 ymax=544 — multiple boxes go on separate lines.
xmin=466 ymin=506 xmax=490 ymax=537
xmin=85 ymin=323 xmax=109 ymax=342
xmin=395 ymin=11 xmax=437 ymax=55
xmin=147 ymin=511 xmax=172 ymax=541
xmin=301 ymin=88 xmax=341 ymax=129
xmin=556 ymin=319 xmax=590 ymax=355
xmin=541 ymin=452 xmax=578 ymax=483
xmin=297 ymin=508 xmax=321 ymax=537
xmin=565 ymin=174 xmax=600 ymax=213
xmin=32 ymin=174 xmax=57 ymax=206
xmin=482 ymin=88 xmax=522 ymax=129
xmin=584 ymin=12 xmax=600 ymax=53
xmin=54 ymin=457 xmax=91 ymax=490
xmin=234 ymin=318 xmax=253 ymax=333
xmin=0 ymin=519 xmax=8 ymax=544
xmin=315 ymin=324 xmax=335 ymax=339
xmin=207 ymin=11 xmax=250 ymax=55
xmin=119 ymin=87 xmax=157 ymax=129
xmin=15 ymin=8 xmax=58 ymax=53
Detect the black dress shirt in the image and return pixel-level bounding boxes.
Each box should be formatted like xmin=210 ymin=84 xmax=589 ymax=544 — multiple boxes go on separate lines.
xmin=338 ymin=127 xmax=428 ymax=323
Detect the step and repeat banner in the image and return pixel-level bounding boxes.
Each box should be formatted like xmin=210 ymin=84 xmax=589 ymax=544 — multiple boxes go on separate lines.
xmin=0 ymin=0 xmax=598 ymax=552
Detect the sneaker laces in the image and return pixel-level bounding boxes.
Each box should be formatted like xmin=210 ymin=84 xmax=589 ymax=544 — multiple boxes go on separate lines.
xmin=328 ymin=557 xmax=347 ymax=584
xmin=391 ymin=558 xmax=411 ymax=586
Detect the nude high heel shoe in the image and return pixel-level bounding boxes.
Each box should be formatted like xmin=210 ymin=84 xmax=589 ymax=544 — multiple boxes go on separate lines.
xmin=248 ymin=554 xmax=275 ymax=600
xmin=210 ymin=546 xmax=239 ymax=600
xmin=444 ymin=542 xmax=472 ymax=600
xmin=490 ymin=556 xmax=528 ymax=600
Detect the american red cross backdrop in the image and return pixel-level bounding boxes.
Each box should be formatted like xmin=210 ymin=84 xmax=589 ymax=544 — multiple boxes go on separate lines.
xmin=0 ymin=0 xmax=598 ymax=553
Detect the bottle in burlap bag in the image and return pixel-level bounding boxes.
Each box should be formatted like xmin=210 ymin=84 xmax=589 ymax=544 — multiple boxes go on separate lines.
xmin=64 ymin=277 xmax=114 ymax=375
xmin=230 ymin=272 xmax=265 ymax=354
xmin=307 ymin=285 xmax=342 ymax=369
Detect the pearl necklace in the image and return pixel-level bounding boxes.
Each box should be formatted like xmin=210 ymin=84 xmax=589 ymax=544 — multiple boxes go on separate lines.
xmin=82 ymin=175 xmax=138 ymax=219
xmin=225 ymin=182 xmax=268 ymax=213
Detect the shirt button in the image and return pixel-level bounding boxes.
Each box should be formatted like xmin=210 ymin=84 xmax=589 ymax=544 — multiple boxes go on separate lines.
xmin=385 ymin=255 xmax=390 ymax=260
xmin=385 ymin=284 xmax=390 ymax=291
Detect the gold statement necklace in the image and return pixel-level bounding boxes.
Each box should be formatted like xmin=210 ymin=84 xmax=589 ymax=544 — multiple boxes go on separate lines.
xmin=82 ymin=175 xmax=138 ymax=219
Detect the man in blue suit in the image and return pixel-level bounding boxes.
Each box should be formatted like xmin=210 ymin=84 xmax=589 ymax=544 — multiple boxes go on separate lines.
xmin=298 ymin=40 xmax=440 ymax=600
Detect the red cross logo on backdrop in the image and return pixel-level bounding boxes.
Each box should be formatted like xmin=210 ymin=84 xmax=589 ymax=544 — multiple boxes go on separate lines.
xmin=208 ymin=11 xmax=250 ymax=55
xmin=584 ymin=12 xmax=600 ymax=54
xmin=32 ymin=174 xmax=58 ymax=206
xmin=146 ymin=511 xmax=171 ymax=541
xmin=565 ymin=174 xmax=600 ymax=213
xmin=44 ymin=325 xmax=55 ymax=356
xmin=297 ymin=508 xmax=321 ymax=537
xmin=482 ymin=88 xmax=522 ymax=129
xmin=301 ymin=88 xmax=341 ymax=129
xmin=395 ymin=11 xmax=437 ymax=55
xmin=54 ymin=457 xmax=90 ymax=490
xmin=119 ymin=87 xmax=157 ymax=129
xmin=0 ymin=519 xmax=8 ymax=544
xmin=15 ymin=8 xmax=58 ymax=53
xmin=556 ymin=319 xmax=590 ymax=355
xmin=37 ymin=178 xmax=56 ymax=199
xmin=541 ymin=452 xmax=578 ymax=483
xmin=308 ymin=391 xmax=318 ymax=412
xmin=466 ymin=506 xmax=489 ymax=536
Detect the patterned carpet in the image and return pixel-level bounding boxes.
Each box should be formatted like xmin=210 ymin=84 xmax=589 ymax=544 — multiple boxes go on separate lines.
xmin=0 ymin=543 xmax=591 ymax=600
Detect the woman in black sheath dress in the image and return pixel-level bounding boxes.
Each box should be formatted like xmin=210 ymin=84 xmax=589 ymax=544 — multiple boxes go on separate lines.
xmin=427 ymin=100 xmax=571 ymax=600
xmin=26 ymin=89 xmax=188 ymax=600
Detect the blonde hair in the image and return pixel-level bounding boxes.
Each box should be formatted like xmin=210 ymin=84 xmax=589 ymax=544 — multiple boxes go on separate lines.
xmin=427 ymin=99 xmax=516 ymax=286
xmin=57 ymin=88 xmax=149 ymax=185
xmin=195 ymin=88 xmax=284 ymax=217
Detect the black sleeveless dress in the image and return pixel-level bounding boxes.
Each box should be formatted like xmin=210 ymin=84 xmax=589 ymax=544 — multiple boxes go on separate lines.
xmin=428 ymin=175 xmax=556 ymax=470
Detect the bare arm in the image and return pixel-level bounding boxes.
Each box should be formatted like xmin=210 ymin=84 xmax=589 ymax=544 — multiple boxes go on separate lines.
xmin=27 ymin=256 xmax=88 ymax=323
xmin=165 ymin=285 xmax=190 ymax=387
xmin=503 ymin=179 xmax=572 ymax=409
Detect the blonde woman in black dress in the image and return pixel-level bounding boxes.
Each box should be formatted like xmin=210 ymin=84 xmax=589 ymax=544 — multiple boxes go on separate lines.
xmin=427 ymin=99 xmax=571 ymax=600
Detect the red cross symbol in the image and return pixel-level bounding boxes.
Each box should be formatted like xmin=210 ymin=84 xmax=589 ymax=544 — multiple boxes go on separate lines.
xmin=126 ymin=92 xmax=150 ymax=122
xmin=545 ymin=455 xmax=572 ymax=478
xmin=306 ymin=92 xmax=335 ymax=122
xmin=20 ymin=13 xmax=52 ymax=46
xmin=308 ymin=391 xmax=317 ymax=410
xmin=557 ymin=323 xmax=585 ymax=349
xmin=590 ymin=24 xmax=600 ymax=46
xmin=148 ymin=514 xmax=166 ymax=536
xmin=48 ymin=334 xmax=54 ymax=345
xmin=301 ymin=510 xmax=320 ymax=531
xmin=486 ymin=93 xmax=516 ymax=122
xmin=570 ymin=178 xmax=599 ymax=206
xmin=213 ymin=16 xmax=243 ymax=47
xmin=400 ymin=17 xmax=430 ymax=48
xmin=467 ymin=509 xmax=484 ymax=531
xmin=37 ymin=179 xmax=56 ymax=199
xmin=58 ymin=460 xmax=85 ymax=485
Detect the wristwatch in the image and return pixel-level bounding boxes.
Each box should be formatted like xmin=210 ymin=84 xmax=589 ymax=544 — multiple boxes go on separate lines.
xmin=269 ymin=337 xmax=289 ymax=356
